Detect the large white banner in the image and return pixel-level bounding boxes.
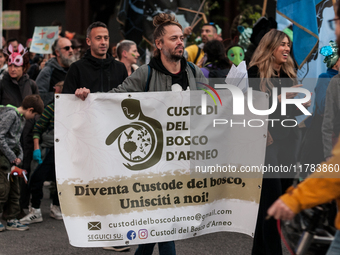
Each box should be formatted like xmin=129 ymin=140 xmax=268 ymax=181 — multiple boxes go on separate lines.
xmin=55 ymin=90 xmax=268 ymax=247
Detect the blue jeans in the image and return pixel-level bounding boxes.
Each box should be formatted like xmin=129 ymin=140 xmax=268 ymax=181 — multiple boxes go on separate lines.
xmin=135 ymin=241 xmax=176 ymax=255
xmin=327 ymin=230 xmax=340 ymax=255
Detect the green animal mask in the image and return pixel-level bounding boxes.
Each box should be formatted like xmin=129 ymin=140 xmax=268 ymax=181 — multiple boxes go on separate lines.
xmin=227 ymin=46 xmax=245 ymax=66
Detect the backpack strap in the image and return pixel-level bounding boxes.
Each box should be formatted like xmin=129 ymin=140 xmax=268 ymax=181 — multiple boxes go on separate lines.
xmin=193 ymin=46 xmax=201 ymax=65
xmin=145 ymin=64 xmax=153 ymax=92
xmin=187 ymin=62 xmax=196 ymax=78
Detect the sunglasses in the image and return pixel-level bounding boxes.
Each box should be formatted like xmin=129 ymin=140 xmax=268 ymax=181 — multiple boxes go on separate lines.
xmin=203 ymin=22 xmax=217 ymax=30
xmin=61 ymin=45 xmax=75 ymax=51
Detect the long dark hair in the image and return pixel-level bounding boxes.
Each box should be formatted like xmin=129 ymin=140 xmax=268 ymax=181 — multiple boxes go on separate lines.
xmin=203 ymin=40 xmax=230 ymax=69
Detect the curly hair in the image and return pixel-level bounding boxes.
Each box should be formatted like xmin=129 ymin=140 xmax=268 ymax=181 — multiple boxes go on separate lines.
xmin=203 ymin=40 xmax=230 ymax=69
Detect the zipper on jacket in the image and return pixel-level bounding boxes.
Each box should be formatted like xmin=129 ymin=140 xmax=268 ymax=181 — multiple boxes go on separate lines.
xmin=100 ymin=61 xmax=104 ymax=92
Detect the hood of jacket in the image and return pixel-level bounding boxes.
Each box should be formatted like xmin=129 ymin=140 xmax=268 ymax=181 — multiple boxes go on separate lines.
xmin=2 ymin=71 xmax=30 ymax=86
xmin=148 ymin=56 xmax=187 ymax=76
xmin=148 ymin=56 xmax=189 ymax=90
xmin=44 ymin=57 xmax=67 ymax=72
xmin=82 ymin=49 xmax=115 ymax=70
xmin=0 ymin=105 xmax=19 ymax=115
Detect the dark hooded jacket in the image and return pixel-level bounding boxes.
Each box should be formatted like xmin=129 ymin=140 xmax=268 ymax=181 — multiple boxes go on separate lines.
xmin=35 ymin=57 xmax=69 ymax=93
xmin=0 ymin=72 xmax=39 ymax=107
xmin=248 ymin=65 xmax=302 ymax=140
xmin=63 ymin=49 xmax=128 ymax=94
xmin=148 ymin=56 xmax=189 ymax=90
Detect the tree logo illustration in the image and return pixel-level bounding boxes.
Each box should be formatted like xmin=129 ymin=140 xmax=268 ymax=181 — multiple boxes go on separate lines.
xmin=105 ymin=99 xmax=163 ymax=170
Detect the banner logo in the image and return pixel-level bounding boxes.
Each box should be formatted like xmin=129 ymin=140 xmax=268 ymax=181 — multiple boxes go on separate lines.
xmin=127 ymin=230 xmax=136 ymax=240
xmin=106 ymin=99 xmax=163 ymax=170
xmin=138 ymin=229 xmax=148 ymax=239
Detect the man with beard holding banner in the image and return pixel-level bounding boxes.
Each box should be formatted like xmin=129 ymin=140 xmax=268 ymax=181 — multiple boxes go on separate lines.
xmin=74 ymin=13 xmax=207 ymax=255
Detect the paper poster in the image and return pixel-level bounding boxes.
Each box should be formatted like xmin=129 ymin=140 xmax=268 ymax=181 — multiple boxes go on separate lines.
xmin=3 ymin=11 xmax=20 ymax=30
xmin=55 ymin=90 xmax=268 ymax=247
xmin=30 ymin=26 xmax=59 ymax=54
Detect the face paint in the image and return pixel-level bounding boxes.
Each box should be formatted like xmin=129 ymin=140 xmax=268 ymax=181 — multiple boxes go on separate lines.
xmin=131 ymin=53 xmax=136 ymax=57
xmin=227 ymin=46 xmax=245 ymax=66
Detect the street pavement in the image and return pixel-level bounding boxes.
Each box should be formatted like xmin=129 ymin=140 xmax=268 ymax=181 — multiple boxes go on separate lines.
xmin=0 ymin=186 xmax=290 ymax=255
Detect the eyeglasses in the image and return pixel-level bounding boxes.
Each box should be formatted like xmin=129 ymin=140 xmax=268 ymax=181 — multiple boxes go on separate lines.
xmin=61 ymin=45 xmax=75 ymax=51
xmin=328 ymin=18 xmax=340 ymax=30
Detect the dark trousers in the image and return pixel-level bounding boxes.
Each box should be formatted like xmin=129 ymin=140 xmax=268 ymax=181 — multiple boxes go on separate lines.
xmin=299 ymin=114 xmax=324 ymax=178
xmin=29 ymin=148 xmax=59 ymax=208
xmin=252 ymin=134 xmax=297 ymax=255
xmin=135 ymin=241 xmax=176 ymax=255
xmin=0 ymin=171 xmax=20 ymax=220
xmin=20 ymin=119 xmax=35 ymax=209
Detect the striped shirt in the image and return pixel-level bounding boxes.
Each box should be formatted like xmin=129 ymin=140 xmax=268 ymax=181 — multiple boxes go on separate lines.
xmin=33 ymin=103 xmax=54 ymax=140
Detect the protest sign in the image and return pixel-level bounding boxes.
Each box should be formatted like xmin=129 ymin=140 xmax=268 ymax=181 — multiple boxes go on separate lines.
xmin=30 ymin=26 xmax=59 ymax=54
xmin=55 ymin=90 xmax=267 ymax=247
xmin=3 ymin=11 xmax=20 ymax=30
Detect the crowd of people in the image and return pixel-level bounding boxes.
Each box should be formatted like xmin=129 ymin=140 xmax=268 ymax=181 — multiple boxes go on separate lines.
xmin=0 ymin=2 xmax=340 ymax=255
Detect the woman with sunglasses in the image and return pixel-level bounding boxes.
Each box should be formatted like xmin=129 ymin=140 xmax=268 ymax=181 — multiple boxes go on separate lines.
xmin=248 ymin=29 xmax=310 ymax=255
